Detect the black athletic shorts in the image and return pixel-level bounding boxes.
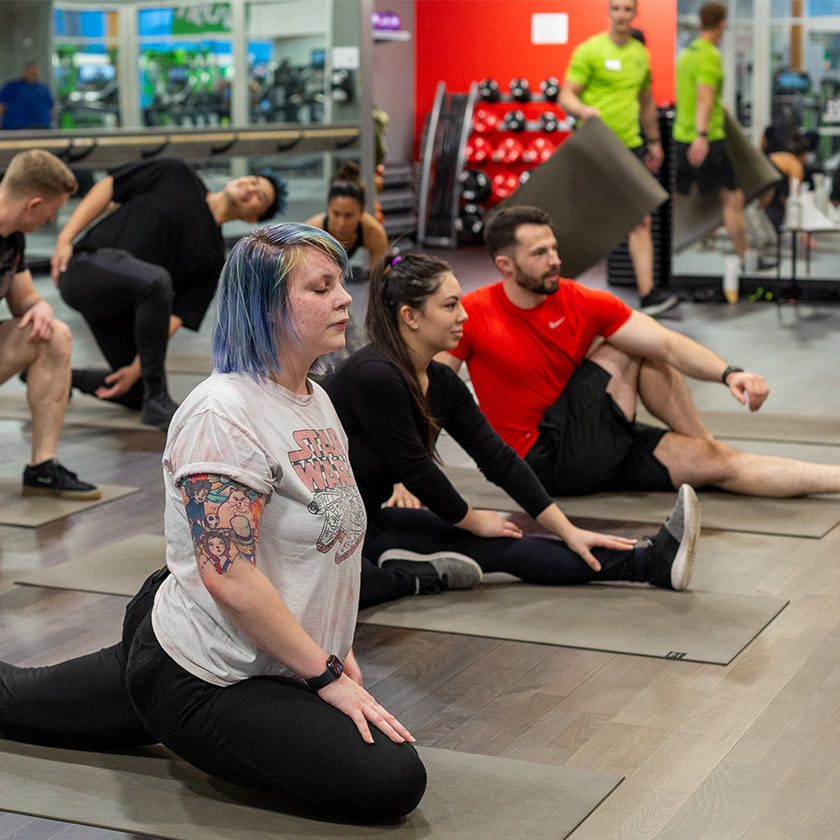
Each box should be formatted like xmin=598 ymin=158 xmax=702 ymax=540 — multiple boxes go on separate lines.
xmin=524 ymin=360 xmax=674 ymax=496
xmin=675 ymin=139 xmax=737 ymax=196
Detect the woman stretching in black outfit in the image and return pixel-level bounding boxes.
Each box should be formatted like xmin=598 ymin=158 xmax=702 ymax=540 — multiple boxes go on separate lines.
xmin=324 ymin=253 xmax=701 ymax=609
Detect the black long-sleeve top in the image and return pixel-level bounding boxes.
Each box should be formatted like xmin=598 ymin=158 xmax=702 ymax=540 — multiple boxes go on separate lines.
xmin=323 ymin=345 xmax=553 ymax=527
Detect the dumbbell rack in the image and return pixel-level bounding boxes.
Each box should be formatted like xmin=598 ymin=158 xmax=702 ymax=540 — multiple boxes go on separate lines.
xmin=417 ymin=80 xmax=576 ymax=247
xmin=456 ymin=86 xmax=574 ymax=242
xmin=417 ymin=81 xmax=479 ymax=248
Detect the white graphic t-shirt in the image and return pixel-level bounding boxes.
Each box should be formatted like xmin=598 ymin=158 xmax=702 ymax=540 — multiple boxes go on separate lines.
xmin=152 ymin=372 xmax=365 ymax=686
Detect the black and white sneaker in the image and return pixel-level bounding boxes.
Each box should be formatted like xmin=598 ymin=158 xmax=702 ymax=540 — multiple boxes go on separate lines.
xmin=647 ymin=484 xmax=701 ymax=591
xmin=378 ymin=549 xmax=483 ymax=595
xmin=639 ymin=288 xmax=680 ymax=318
xmin=22 ymin=460 xmax=101 ymax=501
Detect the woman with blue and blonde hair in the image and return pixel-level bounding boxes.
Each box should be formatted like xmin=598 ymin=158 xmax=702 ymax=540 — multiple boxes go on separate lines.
xmin=0 ymin=223 xmax=426 ymax=821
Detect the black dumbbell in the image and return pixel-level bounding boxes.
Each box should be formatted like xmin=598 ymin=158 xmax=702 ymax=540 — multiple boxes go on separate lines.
xmin=509 ymin=78 xmax=531 ymax=103
xmin=456 ymin=203 xmax=485 ymax=238
xmin=478 ymin=78 xmax=501 ymax=102
xmin=540 ymin=111 xmax=559 ymax=132
xmin=540 ymin=77 xmax=560 ymax=103
xmin=503 ymin=109 xmax=527 ymax=132
xmin=459 ymin=169 xmax=492 ymax=202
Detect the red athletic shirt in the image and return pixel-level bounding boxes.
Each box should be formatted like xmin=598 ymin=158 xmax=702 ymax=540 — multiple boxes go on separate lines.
xmin=451 ymin=280 xmax=632 ymax=457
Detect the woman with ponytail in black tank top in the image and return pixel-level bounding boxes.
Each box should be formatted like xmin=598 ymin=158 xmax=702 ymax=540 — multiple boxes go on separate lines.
xmin=305 ymin=161 xmax=388 ymax=272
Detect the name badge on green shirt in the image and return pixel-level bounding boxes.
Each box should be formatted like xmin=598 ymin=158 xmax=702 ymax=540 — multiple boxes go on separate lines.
xmin=605 ymin=59 xmax=621 ymax=71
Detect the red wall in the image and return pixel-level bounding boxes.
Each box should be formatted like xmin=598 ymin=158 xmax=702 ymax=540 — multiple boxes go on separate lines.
xmin=415 ymin=0 xmax=676 ymax=145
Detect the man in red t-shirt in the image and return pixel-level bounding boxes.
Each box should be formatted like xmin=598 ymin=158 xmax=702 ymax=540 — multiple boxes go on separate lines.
xmin=442 ymin=206 xmax=840 ymax=498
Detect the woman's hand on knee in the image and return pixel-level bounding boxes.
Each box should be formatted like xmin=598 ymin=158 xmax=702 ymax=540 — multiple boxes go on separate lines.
xmin=459 ymin=508 xmax=523 ymax=539
xmin=385 ymin=483 xmax=422 ymax=509
xmin=318 ymin=675 xmax=415 ymax=745
xmin=563 ymin=526 xmax=637 ymax=572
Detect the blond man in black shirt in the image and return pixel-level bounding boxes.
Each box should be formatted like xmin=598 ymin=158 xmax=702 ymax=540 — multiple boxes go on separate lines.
xmin=0 ymin=150 xmax=99 ymax=498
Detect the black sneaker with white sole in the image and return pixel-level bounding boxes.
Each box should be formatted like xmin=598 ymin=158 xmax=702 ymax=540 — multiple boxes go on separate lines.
xmin=647 ymin=484 xmax=701 ymax=591
xmin=378 ymin=549 xmax=483 ymax=595
xmin=639 ymin=288 xmax=680 ymax=318
xmin=22 ymin=459 xmax=101 ymax=501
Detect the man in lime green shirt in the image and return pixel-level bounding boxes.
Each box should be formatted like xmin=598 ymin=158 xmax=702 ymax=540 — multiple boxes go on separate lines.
xmin=560 ymin=0 xmax=678 ymax=317
xmin=674 ymin=2 xmax=748 ymax=262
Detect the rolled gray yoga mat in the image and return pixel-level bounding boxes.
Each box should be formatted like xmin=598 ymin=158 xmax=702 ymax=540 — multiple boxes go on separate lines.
xmin=499 ymin=117 xmax=669 ymax=278
xmin=673 ymin=111 xmax=783 ymax=252
xmin=0 ymin=740 xmax=622 ymax=840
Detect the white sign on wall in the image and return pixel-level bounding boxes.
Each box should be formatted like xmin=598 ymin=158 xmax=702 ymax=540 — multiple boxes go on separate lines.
xmin=332 ymin=47 xmax=360 ymax=70
xmin=531 ymin=13 xmax=569 ymax=45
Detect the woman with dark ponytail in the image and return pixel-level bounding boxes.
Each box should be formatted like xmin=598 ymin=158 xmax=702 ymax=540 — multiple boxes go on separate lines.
xmin=305 ymin=161 xmax=388 ymax=273
xmin=325 ymin=253 xmax=701 ymax=608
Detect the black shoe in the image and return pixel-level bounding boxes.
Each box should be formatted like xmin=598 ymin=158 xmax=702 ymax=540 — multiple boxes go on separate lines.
xmin=378 ymin=549 xmax=483 ymax=594
xmin=22 ymin=459 xmax=101 ymax=500
xmin=71 ymin=368 xmax=110 ymax=396
xmin=139 ymin=393 xmax=180 ymax=431
xmin=639 ymin=288 xmax=680 ymax=317
xmin=647 ymin=484 xmax=701 ymax=591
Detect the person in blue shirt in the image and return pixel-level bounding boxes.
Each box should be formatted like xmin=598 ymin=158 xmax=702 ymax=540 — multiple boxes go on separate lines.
xmin=0 ymin=63 xmax=53 ymax=130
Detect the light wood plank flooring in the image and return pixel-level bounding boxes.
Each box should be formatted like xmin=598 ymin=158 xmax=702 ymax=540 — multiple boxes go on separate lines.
xmin=2 ymin=257 xmax=840 ymax=838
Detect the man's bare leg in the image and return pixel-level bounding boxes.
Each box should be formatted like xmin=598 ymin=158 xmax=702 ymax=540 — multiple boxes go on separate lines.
xmin=638 ymin=358 xmax=713 ymax=439
xmin=0 ymin=318 xmax=72 ymax=465
xmin=654 ymin=432 xmax=840 ymax=497
xmin=721 ymin=188 xmax=749 ymax=261
xmin=627 ymin=215 xmax=654 ymax=298
xmin=589 ymin=343 xmax=712 ymax=438
xmin=586 ymin=342 xmax=641 ymax=420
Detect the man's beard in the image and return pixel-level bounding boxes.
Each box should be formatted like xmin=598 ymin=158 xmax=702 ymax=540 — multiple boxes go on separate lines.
xmin=513 ymin=263 xmax=560 ymax=296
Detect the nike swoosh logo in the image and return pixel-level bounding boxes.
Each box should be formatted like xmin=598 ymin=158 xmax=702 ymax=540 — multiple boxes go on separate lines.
xmin=549 ymin=318 xmax=565 ymax=329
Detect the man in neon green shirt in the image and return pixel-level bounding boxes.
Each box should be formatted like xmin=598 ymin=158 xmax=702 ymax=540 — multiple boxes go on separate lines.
xmin=560 ymin=0 xmax=678 ymax=317
xmin=674 ymin=2 xmax=748 ymax=262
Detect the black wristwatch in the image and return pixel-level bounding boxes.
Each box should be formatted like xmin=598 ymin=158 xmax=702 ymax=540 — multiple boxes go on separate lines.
xmin=722 ymin=365 xmax=743 ymax=385
xmin=305 ymin=654 xmax=344 ymax=690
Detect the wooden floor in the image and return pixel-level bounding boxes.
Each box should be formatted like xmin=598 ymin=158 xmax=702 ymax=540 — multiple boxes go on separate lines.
xmin=2 ymin=258 xmax=840 ymax=839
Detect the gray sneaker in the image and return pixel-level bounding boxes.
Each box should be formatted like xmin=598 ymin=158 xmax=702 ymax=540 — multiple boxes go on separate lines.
xmin=378 ymin=549 xmax=483 ymax=594
xmin=649 ymin=484 xmax=701 ymax=591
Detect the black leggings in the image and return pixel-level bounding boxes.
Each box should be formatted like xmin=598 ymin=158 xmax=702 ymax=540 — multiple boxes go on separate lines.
xmin=0 ymin=570 xmax=426 ymax=821
xmin=359 ymin=508 xmax=653 ymax=609
xmin=59 ymin=248 xmax=173 ymax=407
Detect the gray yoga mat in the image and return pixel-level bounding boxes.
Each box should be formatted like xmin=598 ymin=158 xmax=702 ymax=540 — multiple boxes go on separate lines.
xmin=360 ymin=580 xmax=787 ymax=665
xmin=674 ymin=111 xmax=782 ymax=252
xmin=500 ymin=118 xmax=669 ymax=278
xmin=0 ymin=392 xmax=154 ymax=432
xmin=0 ymin=480 xmax=139 ymax=528
xmin=33 ymin=537 xmax=787 ymax=665
xmin=15 ymin=533 xmax=165 ymax=595
xmin=0 ymin=740 xmax=622 ymax=840
xmin=166 ymin=352 xmax=213 ymax=375
xmin=0 ymin=375 xmax=204 ymax=432
xmin=636 ymin=407 xmax=840 ymax=447
xmin=443 ymin=465 xmax=840 ymax=539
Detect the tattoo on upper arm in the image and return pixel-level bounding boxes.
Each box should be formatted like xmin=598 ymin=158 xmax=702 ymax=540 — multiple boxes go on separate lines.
xmin=180 ymin=474 xmax=265 ymax=575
